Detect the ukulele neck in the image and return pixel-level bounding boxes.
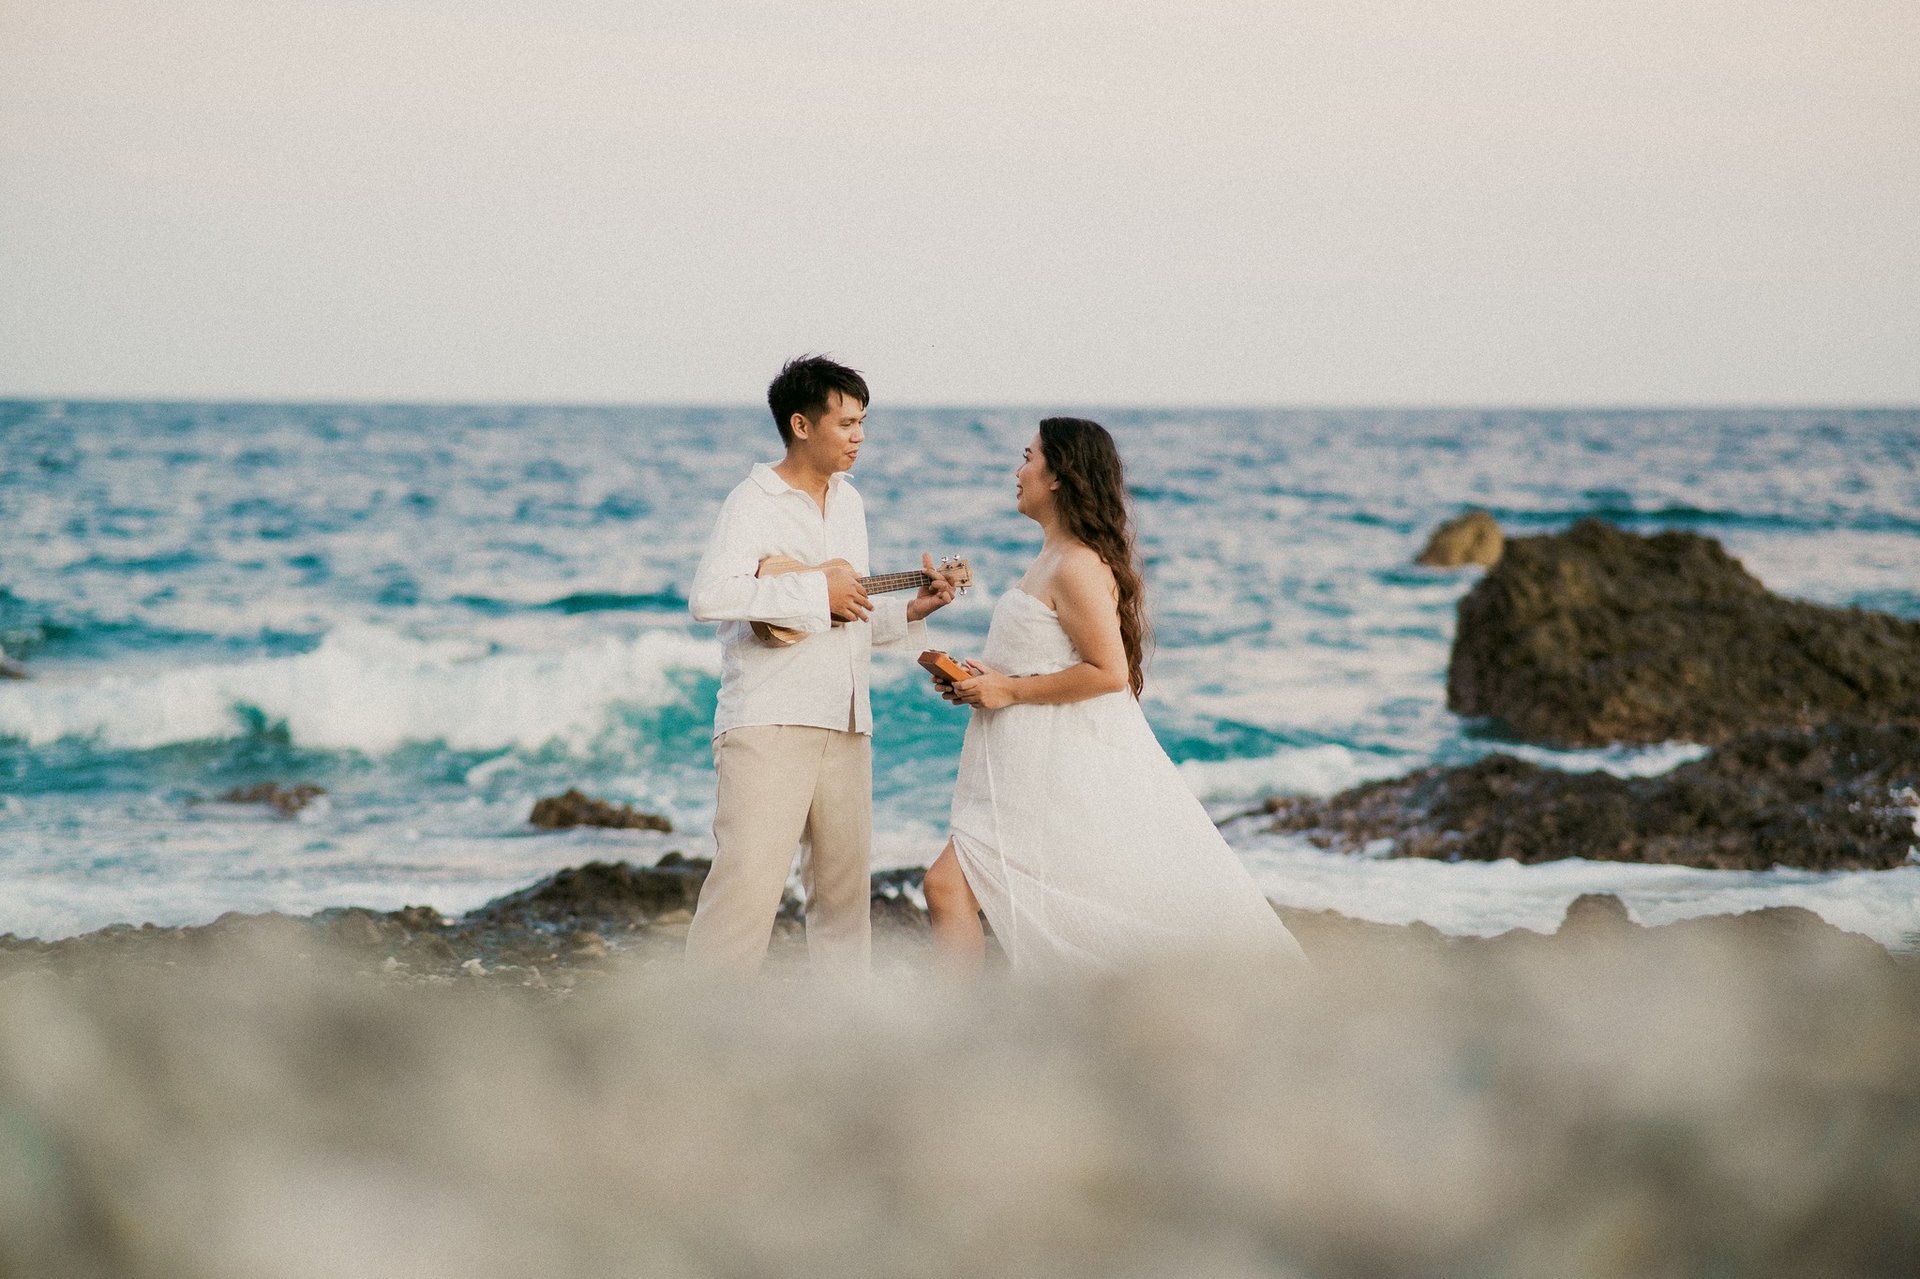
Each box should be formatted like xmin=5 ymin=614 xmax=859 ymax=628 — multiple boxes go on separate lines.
xmin=860 ymin=570 xmax=931 ymax=595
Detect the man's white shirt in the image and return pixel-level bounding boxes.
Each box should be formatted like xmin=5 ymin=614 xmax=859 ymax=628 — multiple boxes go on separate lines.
xmin=689 ymin=463 xmax=926 ymax=739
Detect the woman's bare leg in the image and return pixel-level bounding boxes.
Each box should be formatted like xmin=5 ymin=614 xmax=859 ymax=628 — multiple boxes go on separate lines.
xmin=924 ymin=839 xmax=985 ymax=970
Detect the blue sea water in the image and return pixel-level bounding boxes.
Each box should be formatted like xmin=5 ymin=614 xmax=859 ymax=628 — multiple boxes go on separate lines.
xmin=3 ymin=402 xmax=1917 ymax=944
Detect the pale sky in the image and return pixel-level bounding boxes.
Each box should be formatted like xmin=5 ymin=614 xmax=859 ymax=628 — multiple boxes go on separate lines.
xmin=2 ymin=0 xmax=1916 ymax=405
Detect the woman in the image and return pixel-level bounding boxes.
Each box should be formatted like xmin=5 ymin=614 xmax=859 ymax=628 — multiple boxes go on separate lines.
xmin=923 ymin=418 xmax=1307 ymax=974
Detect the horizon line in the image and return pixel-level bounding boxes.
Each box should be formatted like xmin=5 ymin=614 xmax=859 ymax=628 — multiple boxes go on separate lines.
xmin=6 ymin=395 xmax=1919 ymax=414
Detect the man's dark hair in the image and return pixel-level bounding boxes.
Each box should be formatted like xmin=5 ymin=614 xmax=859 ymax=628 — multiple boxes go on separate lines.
xmin=767 ymin=355 xmax=869 ymax=445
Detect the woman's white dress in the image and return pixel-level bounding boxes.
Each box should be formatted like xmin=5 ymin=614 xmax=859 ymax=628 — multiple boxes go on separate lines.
xmin=948 ymin=588 xmax=1307 ymax=974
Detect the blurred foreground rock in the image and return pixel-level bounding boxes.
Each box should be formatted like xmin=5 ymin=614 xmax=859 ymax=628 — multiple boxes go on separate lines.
xmin=530 ymin=788 xmax=673 ymax=831
xmin=1415 ymin=508 xmax=1503 ymax=568
xmin=1 ymin=890 xmax=1914 ymax=1279
xmin=1448 ymin=519 xmax=1920 ymax=747
xmin=1256 ymin=722 xmax=1920 ymax=871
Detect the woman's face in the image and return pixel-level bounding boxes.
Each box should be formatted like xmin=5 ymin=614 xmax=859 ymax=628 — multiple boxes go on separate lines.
xmin=1014 ymin=432 xmax=1056 ymax=522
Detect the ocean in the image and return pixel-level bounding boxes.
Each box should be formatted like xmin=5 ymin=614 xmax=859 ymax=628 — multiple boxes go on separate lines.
xmin=3 ymin=402 xmax=1917 ymax=946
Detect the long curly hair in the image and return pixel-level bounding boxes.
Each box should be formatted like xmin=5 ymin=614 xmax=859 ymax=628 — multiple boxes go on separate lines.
xmin=1038 ymin=417 xmax=1151 ymax=697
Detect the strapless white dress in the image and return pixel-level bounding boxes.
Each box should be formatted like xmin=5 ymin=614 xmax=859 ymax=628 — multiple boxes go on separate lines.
xmin=948 ymin=589 xmax=1307 ymax=974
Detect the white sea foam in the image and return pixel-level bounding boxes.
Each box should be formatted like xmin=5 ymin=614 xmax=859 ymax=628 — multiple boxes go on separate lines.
xmin=1177 ymin=745 xmax=1413 ymax=803
xmin=1487 ymin=740 xmax=1711 ymax=777
xmin=0 ymin=625 xmax=718 ymax=754
xmin=1174 ymin=739 xmax=1708 ymax=809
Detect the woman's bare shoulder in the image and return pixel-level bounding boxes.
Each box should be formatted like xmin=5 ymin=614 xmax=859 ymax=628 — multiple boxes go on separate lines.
xmin=1050 ymin=543 xmax=1117 ymax=604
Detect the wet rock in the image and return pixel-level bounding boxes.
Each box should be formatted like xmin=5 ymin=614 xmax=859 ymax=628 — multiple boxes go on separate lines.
xmin=529 ymin=789 xmax=671 ymax=832
xmin=1416 ymin=509 xmax=1503 ymax=568
xmin=1447 ymin=519 xmax=1920 ymax=747
xmin=870 ymin=868 xmax=931 ymax=932
xmin=220 ymin=782 xmax=327 ymax=815
xmin=1259 ymin=722 xmax=1920 ymax=871
xmin=470 ymin=857 xmax=710 ymax=930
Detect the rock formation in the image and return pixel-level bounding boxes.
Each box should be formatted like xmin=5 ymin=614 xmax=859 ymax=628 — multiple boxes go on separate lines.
xmin=471 ymin=855 xmax=709 ymax=929
xmin=219 ymin=782 xmax=327 ymax=815
xmin=1448 ymin=519 xmax=1920 ymax=747
xmin=1256 ymin=722 xmax=1920 ymax=872
xmin=529 ymin=788 xmax=672 ymax=832
xmin=1415 ymin=509 xmax=1504 ymax=568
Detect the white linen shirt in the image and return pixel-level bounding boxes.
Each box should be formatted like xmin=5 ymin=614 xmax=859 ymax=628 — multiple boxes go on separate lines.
xmin=689 ymin=462 xmax=926 ymax=739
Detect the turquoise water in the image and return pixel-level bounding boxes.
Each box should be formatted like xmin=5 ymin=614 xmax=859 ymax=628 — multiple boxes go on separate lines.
xmin=3 ymin=402 xmax=1917 ymax=941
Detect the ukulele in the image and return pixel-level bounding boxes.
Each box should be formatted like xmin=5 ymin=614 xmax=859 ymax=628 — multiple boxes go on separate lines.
xmin=750 ymin=555 xmax=973 ymax=647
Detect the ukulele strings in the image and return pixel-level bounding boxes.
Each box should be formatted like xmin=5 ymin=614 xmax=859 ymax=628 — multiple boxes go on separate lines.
xmin=860 ymin=572 xmax=932 ymax=593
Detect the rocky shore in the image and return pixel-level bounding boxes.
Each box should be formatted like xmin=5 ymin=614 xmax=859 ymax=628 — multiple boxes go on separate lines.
xmin=0 ymin=855 xmax=940 ymax=994
xmin=1263 ymin=517 xmax=1920 ymax=874
xmin=2 ymin=848 xmax=1905 ymax=1001
xmin=3 ymin=860 xmax=1915 ymax=1279
xmin=1255 ymin=722 xmax=1920 ymax=872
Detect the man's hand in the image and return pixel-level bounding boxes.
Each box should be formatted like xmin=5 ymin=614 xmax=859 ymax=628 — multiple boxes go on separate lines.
xmin=824 ymin=560 xmax=871 ymax=623
xmin=907 ymin=552 xmax=956 ymax=623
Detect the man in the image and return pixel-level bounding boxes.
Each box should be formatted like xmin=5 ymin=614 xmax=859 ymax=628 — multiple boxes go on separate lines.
xmin=684 ymin=355 xmax=954 ymax=974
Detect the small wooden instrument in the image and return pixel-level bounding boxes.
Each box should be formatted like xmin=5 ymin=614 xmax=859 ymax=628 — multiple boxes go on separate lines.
xmin=750 ymin=556 xmax=973 ymax=646
xmin=917 ymin=649 xmax=973 ymax=684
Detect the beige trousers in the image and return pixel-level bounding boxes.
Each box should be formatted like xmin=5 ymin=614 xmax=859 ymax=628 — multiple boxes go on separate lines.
xmin=683 ymin=724 xmax=873 ymax=975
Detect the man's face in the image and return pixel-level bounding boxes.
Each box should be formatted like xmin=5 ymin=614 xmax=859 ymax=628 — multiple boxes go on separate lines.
xmin=791 ymin=390 xmax=867 ymax=474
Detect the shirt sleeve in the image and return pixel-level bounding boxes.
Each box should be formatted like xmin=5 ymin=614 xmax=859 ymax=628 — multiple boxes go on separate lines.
xmin=867 ymin=595 xmax=929 ymax=650
xmin=687 ymin=489 xmax=832 ymax=630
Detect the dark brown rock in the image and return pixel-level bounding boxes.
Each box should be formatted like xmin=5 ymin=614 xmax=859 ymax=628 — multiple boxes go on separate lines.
xmin=1260 ymin=722 xmax=1920 ymax=871
xmin=1447 ymin=519 xmax=1920 ymax=747
xmin=470 ymin=857 xmax=710 ymax=929
xmin=870 ymin=868 xmax=931 ymax=933
xmin=1416 ymin=509 xmax=1503 ymax=568
xmin=220 ymin=782 xmax=327 ymax=815
xmin=529 ymin=789 xmax=672 ymax=832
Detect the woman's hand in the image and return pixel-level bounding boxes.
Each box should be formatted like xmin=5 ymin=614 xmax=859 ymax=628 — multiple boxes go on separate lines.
xmin=952 ymin=661 xmax=1020 ymax=710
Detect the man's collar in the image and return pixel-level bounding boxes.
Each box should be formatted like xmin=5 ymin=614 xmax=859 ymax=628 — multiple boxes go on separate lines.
xmin=750 ymin=462 xmax=846 ymax=497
